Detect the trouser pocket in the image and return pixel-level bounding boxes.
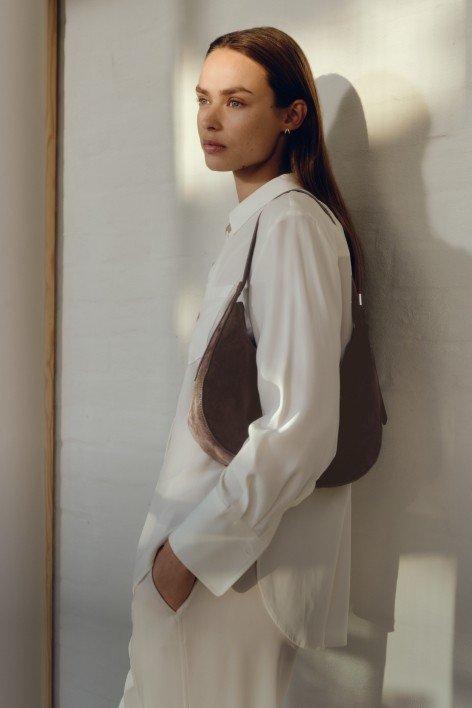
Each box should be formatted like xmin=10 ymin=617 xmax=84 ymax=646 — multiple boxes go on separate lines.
xmin=147 ymin=569 xmax=199 ymax=616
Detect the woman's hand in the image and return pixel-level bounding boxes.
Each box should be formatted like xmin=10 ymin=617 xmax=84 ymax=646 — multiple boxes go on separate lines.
xmin=151 ymin=540 xmax=197 ymax=612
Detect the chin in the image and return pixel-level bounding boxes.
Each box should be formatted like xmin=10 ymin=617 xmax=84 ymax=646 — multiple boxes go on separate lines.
xmin=205 ymin=161 xmax=232 ymax=173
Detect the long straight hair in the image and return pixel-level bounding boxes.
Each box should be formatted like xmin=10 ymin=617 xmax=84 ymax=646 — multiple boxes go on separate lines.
xmin=206 ymin=26 xmax=365 ymax=297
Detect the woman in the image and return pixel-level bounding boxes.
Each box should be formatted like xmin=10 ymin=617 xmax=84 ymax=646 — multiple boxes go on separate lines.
xmin=119 ymin=26 xmax=362 ymax=708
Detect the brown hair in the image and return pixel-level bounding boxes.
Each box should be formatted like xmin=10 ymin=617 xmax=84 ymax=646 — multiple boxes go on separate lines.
xmin=206 ymin=26 xmax=365 ymax=296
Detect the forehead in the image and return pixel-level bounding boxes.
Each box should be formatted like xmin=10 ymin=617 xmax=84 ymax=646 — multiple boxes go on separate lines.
xmin=198 ymin=48 xmax=269 ymax=93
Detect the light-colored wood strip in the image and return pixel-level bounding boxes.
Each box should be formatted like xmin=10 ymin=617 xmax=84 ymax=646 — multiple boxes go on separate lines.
xmin=44 ymin=0 xmax=58 ymax=706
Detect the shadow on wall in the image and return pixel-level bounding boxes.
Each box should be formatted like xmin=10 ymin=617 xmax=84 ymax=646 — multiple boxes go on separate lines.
xmin=284 ymin=70 xmax=472 ymax=708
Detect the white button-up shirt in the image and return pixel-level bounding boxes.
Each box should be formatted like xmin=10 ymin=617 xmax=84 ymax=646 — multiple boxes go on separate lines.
xmin=132 ymin=172 xmax=353 ymax=649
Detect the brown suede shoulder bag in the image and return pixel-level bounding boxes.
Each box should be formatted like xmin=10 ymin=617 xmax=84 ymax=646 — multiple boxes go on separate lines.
xmin=187 ymin=188 xmax=388 ymax=487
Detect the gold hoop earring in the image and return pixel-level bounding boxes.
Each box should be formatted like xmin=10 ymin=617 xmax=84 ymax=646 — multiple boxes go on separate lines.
xmin=284 ymin=128 xmax=291 ymax=134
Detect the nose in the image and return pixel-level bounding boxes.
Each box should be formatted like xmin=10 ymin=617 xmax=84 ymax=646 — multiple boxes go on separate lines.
xmin=200 ymin=105 xmax=223 ymax=130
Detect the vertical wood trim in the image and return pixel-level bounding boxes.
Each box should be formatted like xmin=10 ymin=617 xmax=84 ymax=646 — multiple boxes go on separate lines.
xmin=44 ymin=0 xmax=58 ymax=705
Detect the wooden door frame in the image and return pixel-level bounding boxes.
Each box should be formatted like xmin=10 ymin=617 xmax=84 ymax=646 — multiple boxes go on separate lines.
xmin=44 ymin=0 xmax=59 ymax=705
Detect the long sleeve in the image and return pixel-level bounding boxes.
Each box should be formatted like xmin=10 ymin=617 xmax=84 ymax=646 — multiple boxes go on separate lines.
xmin=167 ymin=209 xmax=344 ymax=596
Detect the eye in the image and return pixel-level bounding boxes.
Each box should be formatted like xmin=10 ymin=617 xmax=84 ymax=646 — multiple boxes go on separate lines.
xmin=195 ymin=96 xmax=244 ymax=108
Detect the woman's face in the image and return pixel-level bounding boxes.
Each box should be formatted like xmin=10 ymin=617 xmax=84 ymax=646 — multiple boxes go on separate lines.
xmin=196 ymin=47 xmax=293 ymax=175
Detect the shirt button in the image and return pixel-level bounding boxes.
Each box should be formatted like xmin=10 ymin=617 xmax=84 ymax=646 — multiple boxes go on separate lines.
xmin=225 ymin=223 xmax=231 ymax=237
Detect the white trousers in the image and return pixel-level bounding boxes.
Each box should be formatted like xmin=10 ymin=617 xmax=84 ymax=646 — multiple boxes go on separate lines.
xmin=118 ymin=561 xmax=298 ymax=708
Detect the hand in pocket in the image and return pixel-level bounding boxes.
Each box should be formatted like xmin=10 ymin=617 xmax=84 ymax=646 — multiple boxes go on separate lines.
xmin=151 ymin=541 xmax=197 ymax=612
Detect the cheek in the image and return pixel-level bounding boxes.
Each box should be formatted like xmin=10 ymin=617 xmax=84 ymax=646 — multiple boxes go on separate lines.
xmin=234 ymin=117 xmax=276 ymax=152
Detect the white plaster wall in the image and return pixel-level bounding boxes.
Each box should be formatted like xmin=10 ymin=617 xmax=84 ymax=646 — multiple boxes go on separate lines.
xmin=0 ymin=1 xmax=47 ymax=706
xmin=59 ymin=1 xmax=472 ymax=706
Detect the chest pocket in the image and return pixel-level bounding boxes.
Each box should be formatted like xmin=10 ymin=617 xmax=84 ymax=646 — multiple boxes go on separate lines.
xmin=187 ymin=283 xmax=235 ymax=365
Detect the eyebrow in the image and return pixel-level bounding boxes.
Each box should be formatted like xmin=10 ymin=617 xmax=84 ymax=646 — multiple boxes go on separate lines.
xmin=195 ymin=84 xmax=254 ymax=96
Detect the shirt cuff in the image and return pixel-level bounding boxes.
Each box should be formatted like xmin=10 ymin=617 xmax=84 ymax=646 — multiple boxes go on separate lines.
xmin=167 ymin=485 xmax=269 ymax=597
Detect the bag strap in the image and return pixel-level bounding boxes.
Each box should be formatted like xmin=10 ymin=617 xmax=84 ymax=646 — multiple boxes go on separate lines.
xmin=235 ymin=188 xmax=362 ymax=306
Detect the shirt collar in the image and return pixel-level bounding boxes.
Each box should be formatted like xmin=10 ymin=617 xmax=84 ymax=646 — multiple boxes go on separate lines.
xmin=226 ymin=171 xmax=302 ymax=237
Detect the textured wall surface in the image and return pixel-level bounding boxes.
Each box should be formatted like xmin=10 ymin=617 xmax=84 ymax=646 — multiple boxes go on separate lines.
xmin=0 ymin=2 xmax=47 ymax=707
xmin=59 ymin=1 xmax=472 ymax=706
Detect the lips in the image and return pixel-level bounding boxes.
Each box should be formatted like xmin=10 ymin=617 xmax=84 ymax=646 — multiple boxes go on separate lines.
xmin=203 ymin=140 xmax=226 ymax=147
xmin=203 ymin=141 xmax=227 ymax=155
